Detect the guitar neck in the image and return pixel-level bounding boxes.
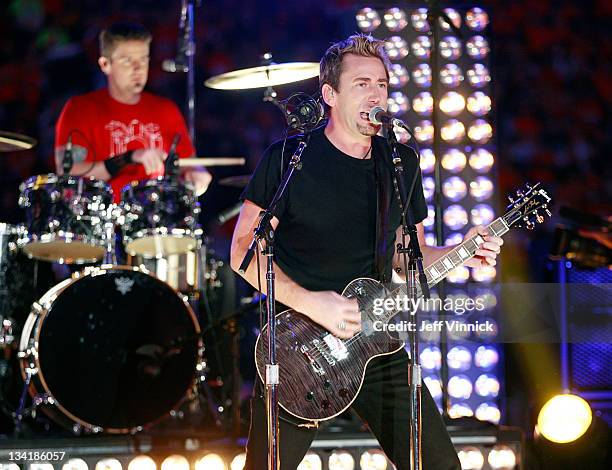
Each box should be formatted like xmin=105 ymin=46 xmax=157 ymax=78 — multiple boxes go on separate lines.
xmin=423 ymin=216 xmax=509 ymax=288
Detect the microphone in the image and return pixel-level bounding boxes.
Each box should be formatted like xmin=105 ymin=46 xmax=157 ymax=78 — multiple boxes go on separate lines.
xmin=368 ymin=106 xmax=410 ymax=130
xmin=62 ymin=133 xmax=73 ymax=175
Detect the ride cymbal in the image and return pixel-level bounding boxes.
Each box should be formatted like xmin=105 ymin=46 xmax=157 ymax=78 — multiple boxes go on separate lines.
xmin=205 ymin=62 xmax=319 ymax=90
xmin=0 ymin=131 xmax=36 ymax=152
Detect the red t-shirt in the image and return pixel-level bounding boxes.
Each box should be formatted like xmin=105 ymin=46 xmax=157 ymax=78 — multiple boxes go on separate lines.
xmin=55 ymin=88 xmax=195 ymax=201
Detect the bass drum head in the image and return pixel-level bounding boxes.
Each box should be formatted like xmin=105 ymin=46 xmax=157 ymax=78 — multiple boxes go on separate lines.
xmin=35 ymin=266 xmax=200 ymax=433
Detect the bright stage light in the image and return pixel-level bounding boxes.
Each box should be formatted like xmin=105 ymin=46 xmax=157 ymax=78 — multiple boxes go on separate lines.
xmin=469 ymin=148 xmax=494 ymax=172
xmin=328 ymin=450 xmax=355 ymax=470
xmin=195 ymin=454 xmax=227 ymax=470
xmin=469 ymin=177 xmax=494 ymax=201
xmin=414 ymin=120 xmax=434 ymax=143
xmin=411 ymin=36 xmax=431 ymax=59
xmin=412 ymin=63 xmax=432 ymax=87
xmin=387 ymin=91 xmax=409 ymax=115
xmin=447 ymin=265 xmax=470 ymax=283
xmin=449 ymin=403 xmax=474 ymax=419
xmin=476 ymin=402 xmax=501 ymax=424
xmin=128 ymin=457 xmax=156 ymax=470
xmin=467 ymin=92 xmax=491 ymax=116
xmin=423 ymin=176 xmax=435 ymax=201
xmin=441 ymin=119 xmax=466 ymax=143
xmin=466 ymin=36 xmax=489 ymax=59
xmin=472 ymin=266 xmax=497 ymax=283
xmin=439 ymin=36 xmax=462 ymax=60
xmin=424 ymin=376 xmax=443 ymax=399
xmin=448 ymin=319 xmax=471 ymax=340
xmin=30 ymin=465 xmax=53 ymax=470
xmin=445 ymin=232 xmax=464 ymax=246
xmin=537 ymin=394 xmax=592 ymax=443
xmin=420 ymin=346 xmax=442 ymax=370
xmin=475 ymin=374 xmax=500 ymax=397
xmin=63 ymin=459 xmax=88 ymax=470
xmin=385 ymin=36 xmax=409 ymax=60
xmin=439 ymin=91 xmax=466 ymax=116
xmin=439 ymin=8 xmax=461 ymax=31
xmin=410 ymin=8 xmax=429 ymax=32
xmin=95 ymin=459 xmax=122 ymax=470
xmin=468 ymin=120 xmax=493 ymax=144
xmin=440 ymin=64 xmax=464 ymax=88
xmin=423 ymin=205 xmax=435 ymax=229
xmin=389 ymin=63 xmax=409 ymax=88
xmin=475 ymin=317 xmax=498 ymax=340
xmin=447 ymin=346 xmax=472 ymax=371
xmin=230 ymin=454 xmax=246 ymax=470
xmin=419 ymin=148 xmax=435 ymax=173
xmin=356 ymin=8 xmax=381 ymax=32
xmin=457 ymin=447 xmax=484 ymax=470
xmin=359 ymin=449 xmax=388 ymax=470
xmin=488 ymin=445 xmax=517 ymax=470
xmin=466 ymin=7 xmax=489 ymax=31
xmin=467 ymin=64 xmax=491 ymax=88
xmin=448 ymin=375 xmax=473 ymax=399
xmin=443 ymin=205 xmax=468 ymax=230
xmin=443 ymin=176 xmax=467 ymax=202
xmin=425 ymin=232 xmax=436 ymax=246
xmin=412 ymin=91 xmax=433 ymax=115
xmin=441 ymin=148 xmax=466 ymax=173
xmin=298 ymin=452 xmax=322 ymax=470
xmin=475 ymin=345 xmax=499 ymax=369
xmin=384 ymin=8 xmax=408 ymax=32
xmin=471 ymin=204 xmax=495 ymax=225
xmin=161 ymin=455 xmax=189 ymax=470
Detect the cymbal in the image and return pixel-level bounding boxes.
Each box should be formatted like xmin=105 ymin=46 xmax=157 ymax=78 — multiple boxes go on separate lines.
xmin=0 ymin=131 xmax=36 ymax=152
xmin=205 ymin=62 xmax=319 ymax=90
xmin=177 ymin=157 xmax=245 ymax=167
xmin=218 ymin=175 xmax=251 ymax=188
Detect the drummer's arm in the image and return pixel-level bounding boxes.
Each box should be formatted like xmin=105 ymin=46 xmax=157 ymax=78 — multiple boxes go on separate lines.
xmin=54 ymin=145 xmax=112 ymax=181
xmin=182 ymin=163 xmax=212 ymax=197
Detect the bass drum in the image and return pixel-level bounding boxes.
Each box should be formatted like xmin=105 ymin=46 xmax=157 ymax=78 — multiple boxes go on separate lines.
xmin=19 ymin=266 xmax=202 ymax=434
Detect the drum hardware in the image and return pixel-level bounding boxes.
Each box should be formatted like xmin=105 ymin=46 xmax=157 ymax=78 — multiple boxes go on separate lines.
xmin=176 ymin=157 xmax=246 ymax=167
xmin=0 ymin=131 xmax=37 ymax=152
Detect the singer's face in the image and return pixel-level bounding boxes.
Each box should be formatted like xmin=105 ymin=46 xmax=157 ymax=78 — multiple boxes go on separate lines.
xmin=330 ymin=54 xmax=388 ymax=139
xmin=100 ymin=40 xmax=150 ymax=102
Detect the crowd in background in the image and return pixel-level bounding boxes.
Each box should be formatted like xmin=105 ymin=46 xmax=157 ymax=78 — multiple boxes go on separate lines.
xmin=0 ymin=0 xmax=610 ymax=267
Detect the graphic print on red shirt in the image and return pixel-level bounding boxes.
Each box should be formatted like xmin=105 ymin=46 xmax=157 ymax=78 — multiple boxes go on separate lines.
xmin=55 ymin=88 xmax=195 ymax=201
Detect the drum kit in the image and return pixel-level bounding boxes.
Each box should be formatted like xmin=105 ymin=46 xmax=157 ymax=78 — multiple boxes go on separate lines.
xmin=0 ymin=60 xmax=319 ymax=436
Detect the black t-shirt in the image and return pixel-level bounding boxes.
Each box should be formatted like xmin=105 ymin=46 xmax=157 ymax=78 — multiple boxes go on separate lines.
xmin=241 ymin=127 xmax=427 ymax=293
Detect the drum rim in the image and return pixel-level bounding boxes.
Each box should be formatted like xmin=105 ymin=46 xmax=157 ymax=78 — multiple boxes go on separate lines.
xmin=123 ymin=228 xmax=203 ymax=256
xmin=19 ymin=173 xmax=113 ymax=192
xmin=120 ymin=176 xmax=196 ymax=193
xmin=0 ymin=222 xmax=21 ymax=235
xmin=18 ymin=232 xmax=107 ymax=264
xmin=19 ymin=264 xmax=202 ymax=433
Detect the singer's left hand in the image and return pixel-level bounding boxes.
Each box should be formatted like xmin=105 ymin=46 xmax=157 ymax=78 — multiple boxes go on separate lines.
xmin=184 ymin=168 xmax=212 ymax=197
xmin=462 ymin=226 xmax=503 ymax=268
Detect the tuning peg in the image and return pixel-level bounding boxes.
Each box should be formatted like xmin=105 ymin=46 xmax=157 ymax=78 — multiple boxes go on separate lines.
xmin=507 ymin=195 xmax=515 ymax=203
xmin=526 ymin=220 xmax=535 ymax=230
xmin=545 ymin=208 xmax=552 ymax=217
xmin=526 ymin=183 xmax=532 ymax=190
xmin=516 ymin=190 xmax=524 ymax=198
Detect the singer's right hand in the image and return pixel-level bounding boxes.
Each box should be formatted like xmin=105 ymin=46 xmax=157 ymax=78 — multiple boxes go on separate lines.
xmin=132 ymin=148 xmax=167 ymax=175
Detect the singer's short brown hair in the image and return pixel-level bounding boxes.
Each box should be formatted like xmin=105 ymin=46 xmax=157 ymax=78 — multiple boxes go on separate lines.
xmin=99 ymin=22 xmax=152 ymax=58
xmin=319 ymin=34 xmax=391 ymax=94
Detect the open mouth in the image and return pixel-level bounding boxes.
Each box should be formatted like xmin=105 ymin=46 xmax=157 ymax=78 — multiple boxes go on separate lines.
xmin=360 ymin=111 xmax=370 ymax=121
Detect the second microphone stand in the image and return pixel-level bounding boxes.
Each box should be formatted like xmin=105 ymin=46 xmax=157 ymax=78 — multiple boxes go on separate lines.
xmin=238 ymin=135 xmax=310 ymax=470
xmin=386 ymin=128 xmax=431 ymax=470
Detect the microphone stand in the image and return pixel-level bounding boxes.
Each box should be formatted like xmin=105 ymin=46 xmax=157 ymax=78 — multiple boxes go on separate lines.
xmin=238 ymin=134 xmax=310 ymax=470
xmin=386 ymin=127 xmax=430 ymax=470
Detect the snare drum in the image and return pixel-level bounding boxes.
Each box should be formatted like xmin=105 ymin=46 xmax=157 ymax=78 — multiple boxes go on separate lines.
xmin=19 ymin=265 xmax=202 ymax=433
xmin=18 ymin=174 xmax=113 ymax=264
xmin=121 ymin=178 xmax=202 ymax=257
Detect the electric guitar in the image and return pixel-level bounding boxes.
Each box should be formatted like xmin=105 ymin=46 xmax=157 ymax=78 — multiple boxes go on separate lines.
xmin=255 ymin=183 xmax=552 ymax=421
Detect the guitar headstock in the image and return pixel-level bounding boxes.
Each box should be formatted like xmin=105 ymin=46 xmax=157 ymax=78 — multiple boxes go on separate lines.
xmin=503 ymin=183 xmax=552 ymax=229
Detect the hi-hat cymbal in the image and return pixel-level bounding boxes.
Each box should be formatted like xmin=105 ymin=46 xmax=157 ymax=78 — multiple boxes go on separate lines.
xmin=218 ymin=175 xmax=252 ymax=188
xmin=205 ymin=62 xmax=319 ymax=90
xmin=0 ymin=131 xmax=36 ymax=152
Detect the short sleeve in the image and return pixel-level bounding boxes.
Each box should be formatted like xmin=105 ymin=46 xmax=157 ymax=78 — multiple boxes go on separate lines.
xmin=240 ymin=140 xmax=289 ymax=217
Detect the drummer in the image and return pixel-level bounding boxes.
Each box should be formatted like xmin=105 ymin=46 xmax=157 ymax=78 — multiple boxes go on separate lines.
xmin=54 ymin=21 xmax=211 ymax=201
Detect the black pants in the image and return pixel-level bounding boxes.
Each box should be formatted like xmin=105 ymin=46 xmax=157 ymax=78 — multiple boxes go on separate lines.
xmin=245 ymin=349 xmax=461 ymax=470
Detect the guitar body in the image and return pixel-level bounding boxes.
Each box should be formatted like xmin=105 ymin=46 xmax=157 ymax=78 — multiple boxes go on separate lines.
xmin=254 ymin=277 xmax=404 ymax=422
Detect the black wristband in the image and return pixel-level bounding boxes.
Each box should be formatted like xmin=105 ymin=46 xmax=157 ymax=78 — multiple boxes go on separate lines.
xmin=104 ymin=150 xmax=134 ymax=177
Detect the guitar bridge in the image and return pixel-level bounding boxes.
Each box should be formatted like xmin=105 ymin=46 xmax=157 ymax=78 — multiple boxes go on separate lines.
xmin=300 ymin=344 xmax=326 ymax=376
